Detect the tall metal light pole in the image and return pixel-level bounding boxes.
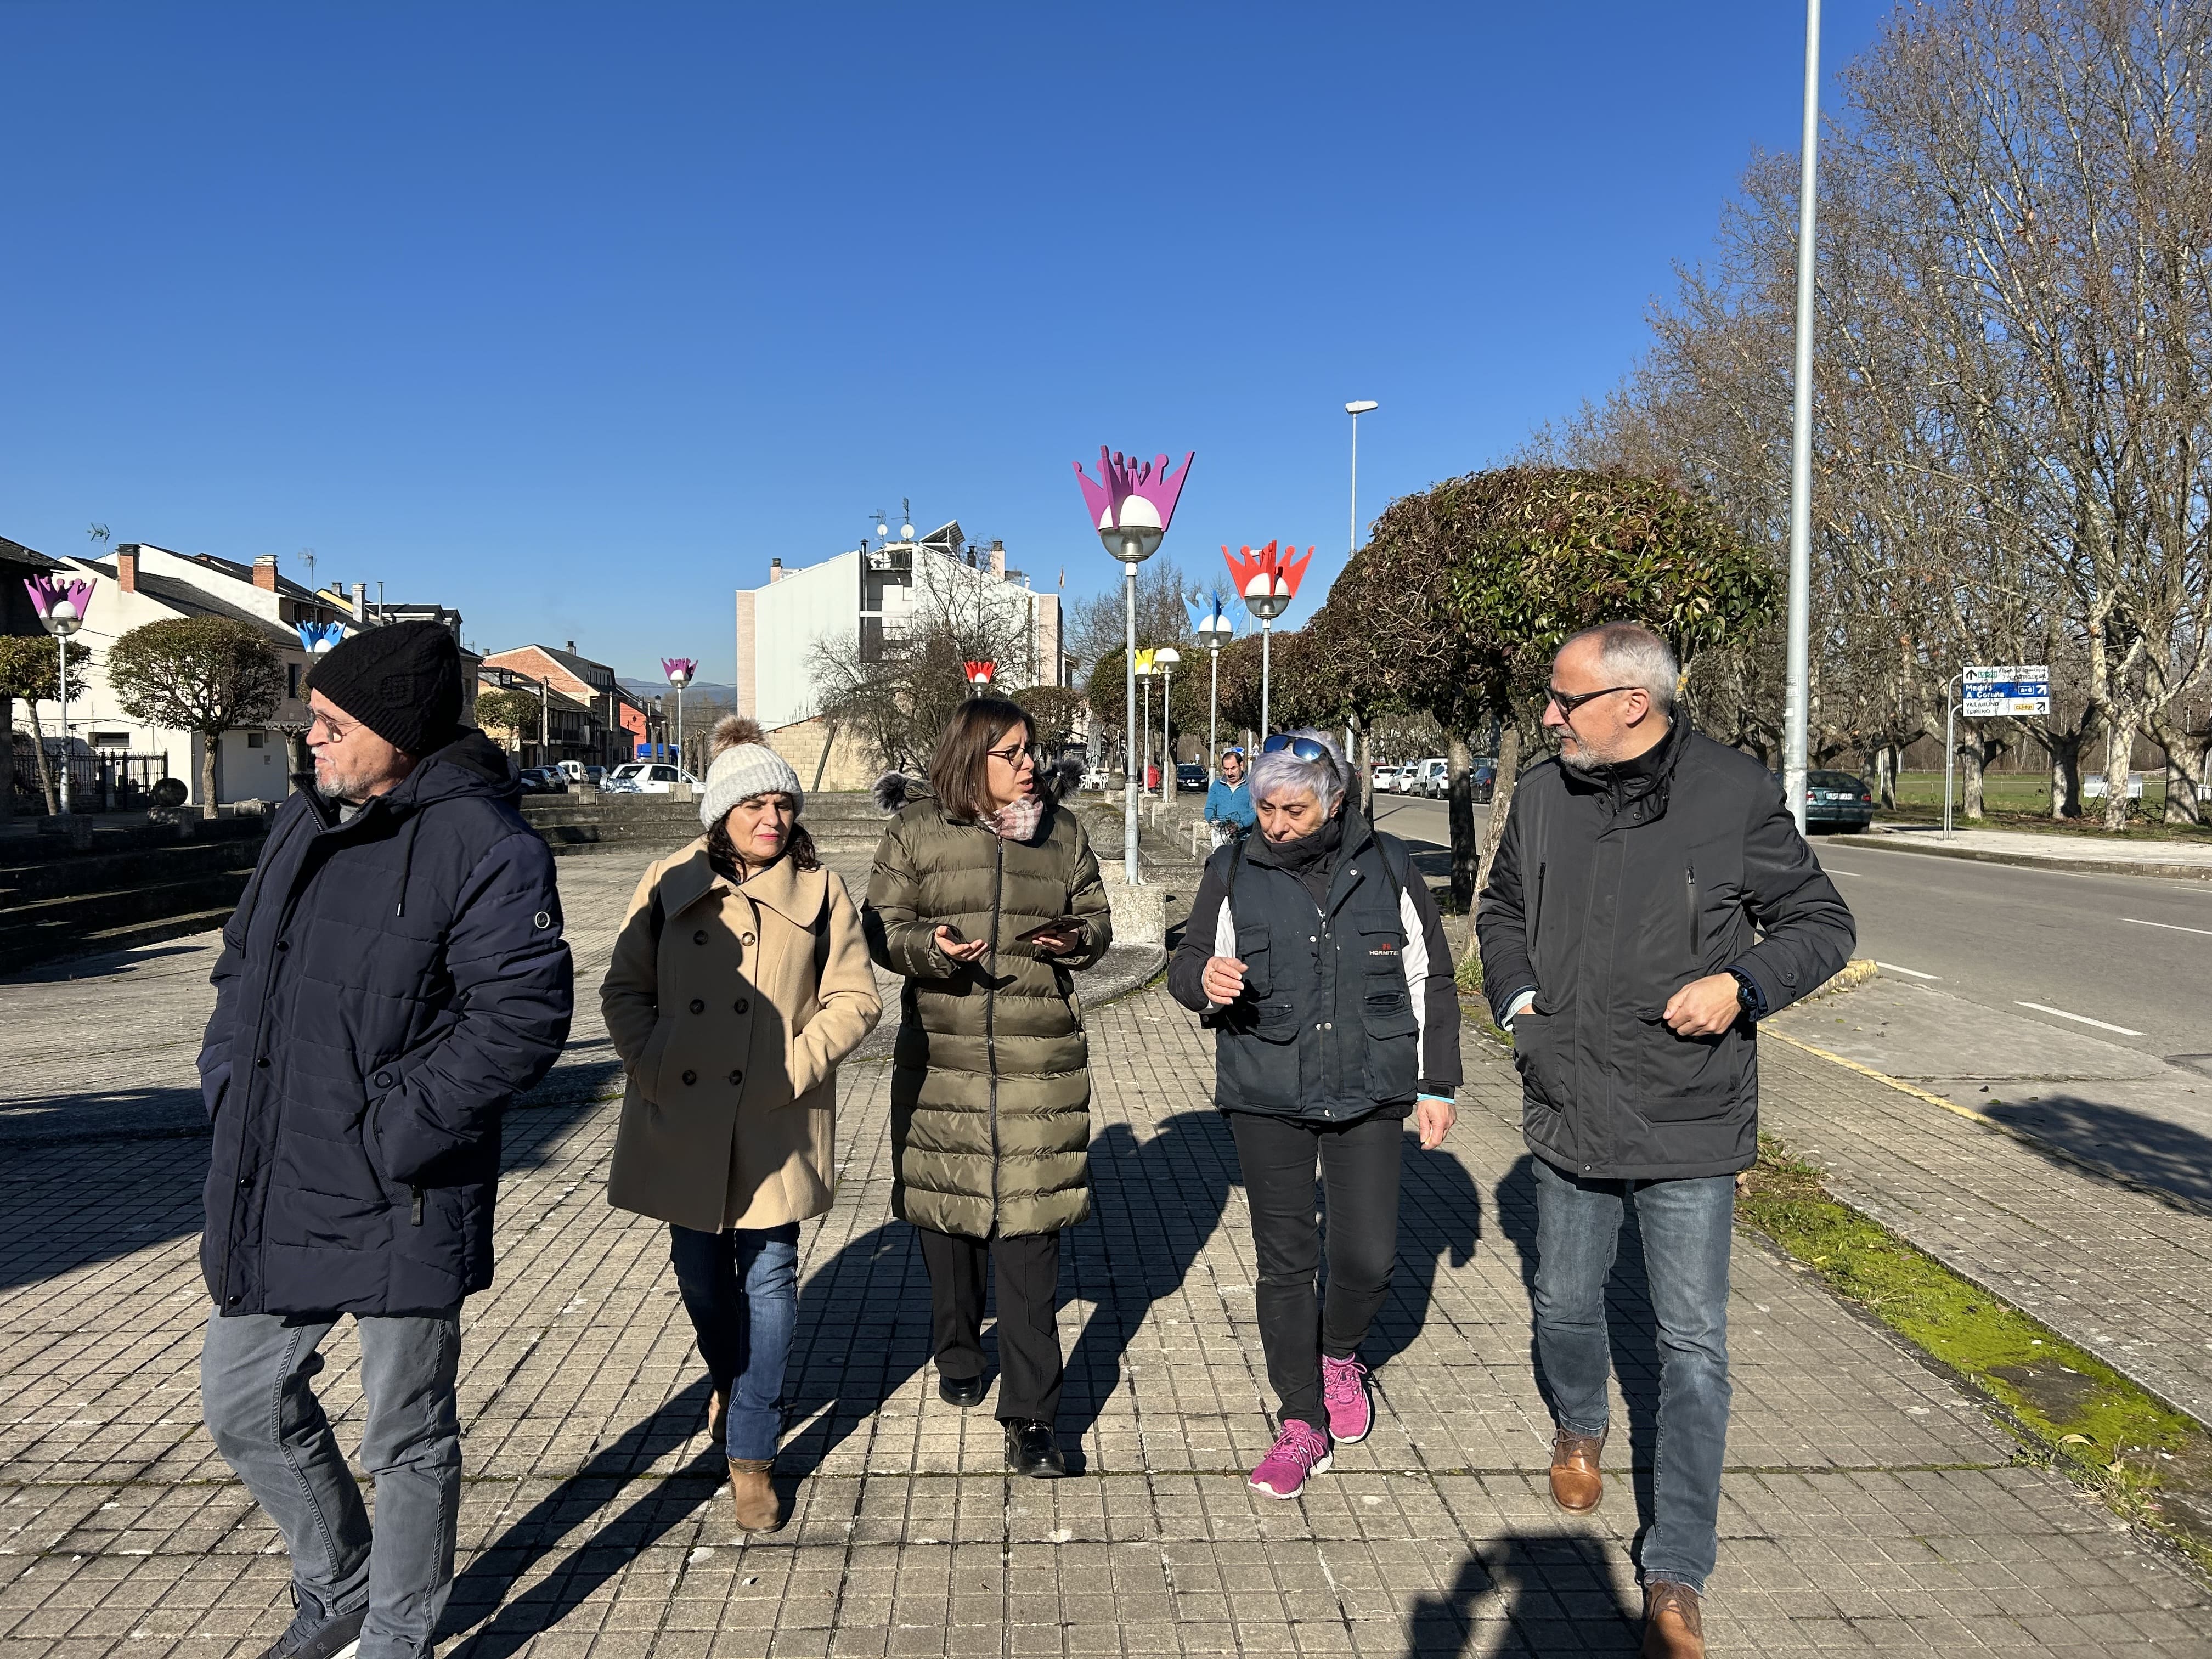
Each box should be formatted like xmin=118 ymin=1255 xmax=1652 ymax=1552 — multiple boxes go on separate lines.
xmin=1187 ymin=591 xmax=1233 ymax=781
xmin=1345 ymin=401 xmax=1377 ymax=560
xmin=1075 ymin=448 xmax=1194 ymax=885
xmin=25 ymin=575 xmax=93 ymax=816
xmin=1783 ymin=0 xmax=1822 ymax=834
xmin=1226 ymin=541 xmax=1310 ymax=738
xmin=662 ymin=658 xmax=696 ymax=775
xmin=1155 ymin=647 xmax=1180 ymax=793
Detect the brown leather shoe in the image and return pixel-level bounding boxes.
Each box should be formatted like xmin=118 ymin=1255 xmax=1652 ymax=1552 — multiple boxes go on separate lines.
xmin=1641 ymin=1581 xmax=1704 ymax=1658
xmin=1548 ymin=1427 xmax=1605 ymax=1514
xmin=708 ymin=1387 xmax=729 ymax=1448
xmin=727 ymin=1458 xmax=782 ymax=1532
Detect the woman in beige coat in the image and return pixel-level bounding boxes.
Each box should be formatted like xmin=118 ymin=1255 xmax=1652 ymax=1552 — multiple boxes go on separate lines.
xmin=601 ymin=718 xmax=879 ymax=1532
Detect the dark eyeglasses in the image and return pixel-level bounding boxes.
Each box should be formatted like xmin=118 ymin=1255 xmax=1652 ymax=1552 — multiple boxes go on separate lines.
xmin=1546 ymin=685 xmax=1638 ymax=718
xmin=1262 ymin=734 xmax=1333 ymax=764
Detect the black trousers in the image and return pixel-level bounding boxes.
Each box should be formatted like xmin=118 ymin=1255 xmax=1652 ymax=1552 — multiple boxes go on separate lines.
xmin=915 ymin=1224 xmax=1064 ymax=1424
xmin=1229 ymin=1109 xmax=1403 ymax=1427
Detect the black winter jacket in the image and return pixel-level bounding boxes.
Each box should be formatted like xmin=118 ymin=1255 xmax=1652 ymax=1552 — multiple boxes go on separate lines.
xmin=1474 ymin=722 xmax=1854 ymax=1180
xmin=199 ymin=731 xmax=573 ymax=1317
xmin=1169 ymin=808 xmax=1461 ymax=1125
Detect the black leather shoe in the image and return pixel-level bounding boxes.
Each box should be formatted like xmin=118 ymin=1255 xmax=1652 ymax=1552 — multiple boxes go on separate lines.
xmin=938 ymin=1371 xmax=987 ymax=1408
xmin=1005 ymin=1418 xmax=1066 ymax=1477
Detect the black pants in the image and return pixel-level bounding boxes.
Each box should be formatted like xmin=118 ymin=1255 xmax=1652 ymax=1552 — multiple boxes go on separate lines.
xmin=1229 ymin=1109 xmax=1403 ymax=1427
xmin=916 ymin=1225 xmax=1064 ymax=1424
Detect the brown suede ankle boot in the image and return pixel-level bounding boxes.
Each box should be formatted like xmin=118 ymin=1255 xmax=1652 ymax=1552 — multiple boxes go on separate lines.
xmin=1641 ymin=1581 xmax=1704 ymax=1658
xmin=1548 ymin=1427 xmax=1605 ymax=1514
xmin=727 ymin=1458 xmax=782 ymax=1532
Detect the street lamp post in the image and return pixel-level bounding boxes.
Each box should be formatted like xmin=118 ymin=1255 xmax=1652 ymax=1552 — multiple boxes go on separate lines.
xmin=1345 ymin=400 xmax=1378 ymax=560
xmin=662 ymin=658 xmax=697 ymax=775
xmin=24 ymin=575 xmax=94 ymax=816
xmin=1075 ymin=447 xmax=1194 ymax=885
xmin=1782 ymin=0 xmax=1822 ymax=835
xmin=963 ymin=659 xmax=996 ymax=697
xmin=1134 ymin=651 xmax=1155 ymax=795
xmin=1187 ymin=591 xmax=1234 ymax=781
xmin=1155 ymin=646 xmax=1180 ymax=795
xmin=1224 ymin=541 xmax=1311 ymax=737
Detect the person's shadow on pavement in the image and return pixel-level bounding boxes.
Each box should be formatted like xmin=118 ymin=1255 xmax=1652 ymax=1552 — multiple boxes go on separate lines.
xmin=1403 ymin=1536 xmax=1640 ymax=1656
xmin=1059 ymin=1111 xmax=1238 ymax=1461
xmin=1367 ymin=1130 xmax=1486 ymax=1373
xmin=1495 ymin=1155 xmax=1664 ymax=1575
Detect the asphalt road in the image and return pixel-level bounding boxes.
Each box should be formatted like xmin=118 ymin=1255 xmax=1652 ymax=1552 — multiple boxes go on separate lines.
xmin=1364 ymin=789 xmax=2212 ymax=1061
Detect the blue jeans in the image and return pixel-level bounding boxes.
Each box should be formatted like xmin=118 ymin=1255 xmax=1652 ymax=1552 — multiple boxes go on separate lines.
xmin=200 ymin=1306 xmax=462 ymax=1659
xmin=1530 ymin=1157 xmax=1735 ymax=1594
xmin=668 ymin=1222 xmax=800 ymax=1462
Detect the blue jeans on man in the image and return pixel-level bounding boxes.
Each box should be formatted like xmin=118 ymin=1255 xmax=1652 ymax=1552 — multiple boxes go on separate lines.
xmin=1531 ymin=1158 xmax=1735 ymax=1594
xmin=667 ymin=1222 xmax=801 ymax=1462
xmin=200 ymin=1308 xmax=463 ymax=1659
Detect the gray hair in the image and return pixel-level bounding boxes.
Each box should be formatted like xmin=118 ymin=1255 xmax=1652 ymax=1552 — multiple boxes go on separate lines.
xmin=1559 ymin=622 xmax=1679 ymax=713
xmin=1246 ymin=729 xmax=1347 ymax=817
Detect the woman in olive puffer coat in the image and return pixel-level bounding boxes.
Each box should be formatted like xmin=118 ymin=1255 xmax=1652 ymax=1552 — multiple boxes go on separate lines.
xmin=864 ymin=696 xmax=1113 ymax=1478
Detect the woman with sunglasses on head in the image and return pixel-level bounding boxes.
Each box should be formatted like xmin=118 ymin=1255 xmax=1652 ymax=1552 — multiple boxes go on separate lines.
xmin=601 ymin=719 xmax=882 ymax=1534
xmin=864 ymin=697 xmax=1114 ymax=1478
xmin=1167 ymin=729 xmax=1462 ymax=1498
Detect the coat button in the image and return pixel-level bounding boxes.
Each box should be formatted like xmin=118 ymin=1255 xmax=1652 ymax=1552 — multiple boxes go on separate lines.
xmin=690 ymin=998 xmax=704 ymax=1014
xmin=733 ymin=997 xmax=749 ymax=1014
xmin=728 ymin=1069 xmax=743 ymax=1085
xmin=257 ymin=1057 xmax=270 ymax=1068
xmin=741 ymin=932 xmax=757 ymax=946
xmin=275 ymin=940 xmax=289 ymax=952
xmin=694 ymin=930 xmax=708 ymax=945
xmin=375 ymin=1072 xmax=392 ymax=1087
xmin=239 ymin=1175 xmax=251 ymax=1188
xmin=681 ymin=1070 xmax=697 ymax=1086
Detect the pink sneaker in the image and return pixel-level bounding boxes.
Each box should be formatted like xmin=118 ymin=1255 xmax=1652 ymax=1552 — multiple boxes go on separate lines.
xmin=1321 ymin=1353 xmax=1373 ymax=1444
xmin=1249 ymin=1419 xmax=1333 ymax=1499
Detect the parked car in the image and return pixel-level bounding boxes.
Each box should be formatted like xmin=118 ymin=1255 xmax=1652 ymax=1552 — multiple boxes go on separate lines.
xmin=1411 ymin=758 xmax=1449 ymax=797
xmin=1176 ymin=763 xmax=1207 ymax=792
xmin=1469 ymin=757 xmax=1498 ymax=803
xmin=1802 ymin=768 xmax=1874 ymax=833
xmin=605 ymin=761 xmax=703 ymax=795
xmin=1081 ymin=764 xmax=1111 ymax=792
xmin=517 ymin=767 xmax=567 ymax=795
xmin=1371 ymin=765 xmax=1401 ymax=793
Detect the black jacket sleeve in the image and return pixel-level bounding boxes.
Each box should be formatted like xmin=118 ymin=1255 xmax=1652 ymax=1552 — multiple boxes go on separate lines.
xmin=1726 ymin=785 xmax=1857 ymax=1015
xmin=1474 ymin=791 xmax=1539 ymax=1026
xmin=1166 ymin=855 xmax=1232 ymax=1013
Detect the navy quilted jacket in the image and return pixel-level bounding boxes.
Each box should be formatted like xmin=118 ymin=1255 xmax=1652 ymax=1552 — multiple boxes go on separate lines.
xmin=198 ymin=731 xmax=573 ymax=1317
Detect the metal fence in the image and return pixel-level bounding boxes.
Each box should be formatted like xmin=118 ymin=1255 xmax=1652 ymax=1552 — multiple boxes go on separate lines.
xmin=8 ymin=748 xmax=172 ymax=812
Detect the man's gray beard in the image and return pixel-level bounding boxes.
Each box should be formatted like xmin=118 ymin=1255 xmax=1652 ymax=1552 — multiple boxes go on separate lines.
xmin=1558 ymin=746 xmax=1600 ymax=775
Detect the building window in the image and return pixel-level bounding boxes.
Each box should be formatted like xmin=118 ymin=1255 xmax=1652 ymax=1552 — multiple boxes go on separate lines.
xmin=247 ymin=731 xmax=267 ymax=749
xmin=288 ymin=663 xmax=301 ymax=698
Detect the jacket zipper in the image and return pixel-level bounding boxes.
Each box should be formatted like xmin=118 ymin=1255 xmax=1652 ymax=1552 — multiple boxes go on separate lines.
xmin=985 ymin=832 xmax=1005 ymax=1226
xmin=1530 ymin=860 xmax=1547 ymax=952
xmin=1685 ymin=860 xmax=1699 ymax=957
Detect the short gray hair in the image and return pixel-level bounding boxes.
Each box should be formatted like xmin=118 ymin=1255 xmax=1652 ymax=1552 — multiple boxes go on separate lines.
xmin=1559 ymin=622 xmax=1679 ymax=712
xmin=1246 ymin=729 xmax=1346 ymax=817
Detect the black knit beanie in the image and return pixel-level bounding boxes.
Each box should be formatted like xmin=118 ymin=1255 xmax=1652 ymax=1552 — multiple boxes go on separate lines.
xmin=307 ymin=620 xmax=464 ymax=758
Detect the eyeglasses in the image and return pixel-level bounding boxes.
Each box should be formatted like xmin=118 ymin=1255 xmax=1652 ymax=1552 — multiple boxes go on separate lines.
xmin=1262 ymin=734 xmax=1333 ymax=764
xmin=1545 ymin=685 xmax=1639 ymax=719
xmin=986 ymin=742 xmax=1037 ymax=771
xmin=307 ymin=710 xmax=357 ymax=742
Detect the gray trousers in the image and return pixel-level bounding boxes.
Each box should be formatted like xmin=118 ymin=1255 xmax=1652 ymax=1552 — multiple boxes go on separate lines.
xmin=201 ymin=1307 xmax=463 ymax=1659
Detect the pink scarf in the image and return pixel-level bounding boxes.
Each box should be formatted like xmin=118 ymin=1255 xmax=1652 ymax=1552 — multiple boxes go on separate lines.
xmin=985 ymin=794 xmax=1043 ymax=842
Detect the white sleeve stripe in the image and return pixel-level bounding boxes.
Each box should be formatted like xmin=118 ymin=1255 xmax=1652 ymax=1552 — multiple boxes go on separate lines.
xmin=1399 ymin=886 xmax=1429 ymax=1063
xmin=1214 ymin=890 xmax=1237 ymax=959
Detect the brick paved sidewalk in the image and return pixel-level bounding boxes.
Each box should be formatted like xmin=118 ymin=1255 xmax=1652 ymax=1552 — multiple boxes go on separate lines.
xmin=3 ymin=847 xmax=2209 ymax=1656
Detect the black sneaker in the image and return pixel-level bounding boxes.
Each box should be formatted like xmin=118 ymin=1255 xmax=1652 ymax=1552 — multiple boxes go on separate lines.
xmin=1005 ymin=1418 xmax=1065 ymax=1479
xmin=257 ymin=1605 xmax=366 ymax=1659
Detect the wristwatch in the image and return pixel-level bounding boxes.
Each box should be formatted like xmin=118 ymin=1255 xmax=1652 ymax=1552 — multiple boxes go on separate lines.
xmin=1726 ymin=968 xmax=1767 ymax=1021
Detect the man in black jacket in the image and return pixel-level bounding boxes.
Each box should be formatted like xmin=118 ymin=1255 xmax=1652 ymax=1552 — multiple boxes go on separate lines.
xmin=1476 ymin=624 xmax=1853 ymax=1658
xmin=197 ymin=623 xmax=572 ymax=1659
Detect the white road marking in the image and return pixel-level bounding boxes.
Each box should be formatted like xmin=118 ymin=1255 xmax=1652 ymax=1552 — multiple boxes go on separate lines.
xmin=2123 ymin=916 xmax=2212 ymax=938
xmin=1875 ymin=961 xmax=1940 ymax=980
xmin=2014 ymin=1001 xmax=2146 ymax=1037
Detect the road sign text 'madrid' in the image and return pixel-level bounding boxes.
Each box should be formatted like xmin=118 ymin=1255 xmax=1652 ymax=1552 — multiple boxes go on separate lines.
xmin=1962 ymin=665 xmax=2052 ymax=718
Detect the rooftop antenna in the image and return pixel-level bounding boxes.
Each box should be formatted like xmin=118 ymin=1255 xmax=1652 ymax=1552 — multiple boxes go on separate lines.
xmin=300 ymin=546 xmax=317 ymax=591
xmin=901 ymin=497 xmax=913 ymax=541
xmin=873 ymin=507 xmax=890 ymax=538
xmin=88 ymin=523 xmax=110 ymax=554
xmin=377 ymin=580 xmax=385 ymax=618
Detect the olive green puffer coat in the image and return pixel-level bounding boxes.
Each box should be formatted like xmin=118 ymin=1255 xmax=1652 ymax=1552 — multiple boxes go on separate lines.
xmin=863 ymin=771 xmax=1114 ymax=1239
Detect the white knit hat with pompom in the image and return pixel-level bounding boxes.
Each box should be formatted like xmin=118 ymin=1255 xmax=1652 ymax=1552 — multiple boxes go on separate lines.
xmin=699 ymin=716 xmax=805 ymax=828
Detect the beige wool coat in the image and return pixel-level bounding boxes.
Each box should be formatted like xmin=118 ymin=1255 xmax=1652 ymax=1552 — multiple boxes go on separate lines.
xmin=601 ymin=839 xmax=881 ymax=1233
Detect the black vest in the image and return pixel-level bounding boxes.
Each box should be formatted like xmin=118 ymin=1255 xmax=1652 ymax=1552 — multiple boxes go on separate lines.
xmin=1205 ymin=815 xmax=1419 ymax=1123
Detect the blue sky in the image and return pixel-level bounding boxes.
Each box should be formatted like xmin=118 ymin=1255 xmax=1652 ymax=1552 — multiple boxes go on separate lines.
xmin=1 ymin=2 xmax=1884 ymax=684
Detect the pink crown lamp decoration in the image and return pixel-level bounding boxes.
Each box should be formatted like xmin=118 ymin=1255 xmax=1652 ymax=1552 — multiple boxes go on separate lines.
xmin=1222 ymin=541 xmax=1312 ymax=609
xmin=662 ymin=657 xmax=697 ymax=686
xmin=1074 ymin=447 xmax=1194 ymax=534
xmin=24 ymin=573 xmax=95 ymax=625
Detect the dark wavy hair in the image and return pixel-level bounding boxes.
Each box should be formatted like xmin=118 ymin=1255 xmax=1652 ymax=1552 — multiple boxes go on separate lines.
xmin=707 ymin=812 xmax=819 ymax=879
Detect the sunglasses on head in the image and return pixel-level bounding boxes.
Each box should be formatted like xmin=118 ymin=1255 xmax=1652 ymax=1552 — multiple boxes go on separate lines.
xmin=1262 ymin=734 xmax=1333 ymax=764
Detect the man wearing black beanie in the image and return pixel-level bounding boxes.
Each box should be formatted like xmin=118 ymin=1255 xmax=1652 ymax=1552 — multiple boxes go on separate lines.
xmin=196 ymin=619 xmax=573 ymax=1659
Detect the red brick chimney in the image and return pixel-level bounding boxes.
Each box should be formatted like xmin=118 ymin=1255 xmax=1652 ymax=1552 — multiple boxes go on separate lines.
xmin=253 ymin=555 xmax=279 ymax=591
xmin=117 ymin=548 xmax=138 ymax=593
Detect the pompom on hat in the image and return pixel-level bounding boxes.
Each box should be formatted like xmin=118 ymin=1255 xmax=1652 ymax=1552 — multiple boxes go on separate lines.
xmin=699 ymin=716 xmax=805 ymax=829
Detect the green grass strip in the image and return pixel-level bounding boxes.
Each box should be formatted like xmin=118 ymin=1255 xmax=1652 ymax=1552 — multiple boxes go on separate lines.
xmin=1739 ymin=1132 xmax=2212 ymax=1571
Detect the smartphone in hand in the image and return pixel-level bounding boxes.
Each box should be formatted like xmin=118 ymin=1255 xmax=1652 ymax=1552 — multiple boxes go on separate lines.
xmin=1014 ymin=916 xmax=1082 ymax=945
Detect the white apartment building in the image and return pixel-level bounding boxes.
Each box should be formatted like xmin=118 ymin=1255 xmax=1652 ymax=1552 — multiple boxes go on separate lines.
xmin=735 ymin=520 xmax=1066 ymax=728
